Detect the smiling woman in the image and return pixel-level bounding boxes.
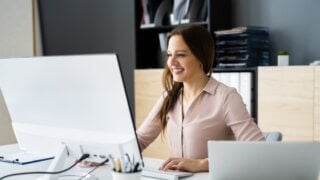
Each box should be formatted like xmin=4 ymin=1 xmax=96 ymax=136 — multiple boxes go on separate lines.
xmin=136 ymin=24 xmax=265 ymax=173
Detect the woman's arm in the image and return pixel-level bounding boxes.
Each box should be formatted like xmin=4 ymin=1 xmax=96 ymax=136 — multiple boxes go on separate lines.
xmin=224 ymin=89 xmax=265 ymax=141
xmin=136 ymin=95 xmax=165 ymax=151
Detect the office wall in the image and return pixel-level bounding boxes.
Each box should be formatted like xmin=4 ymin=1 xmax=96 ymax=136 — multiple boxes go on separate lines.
xmin=38 ymin=0 xmax=136 ymax=111
xmin=0 ymin=0 xmax=34 ymax=58
xmin=231 ymin=0 xmax=320 ymax=65
xmin=0 ymin=0 xmax=33 ymax=145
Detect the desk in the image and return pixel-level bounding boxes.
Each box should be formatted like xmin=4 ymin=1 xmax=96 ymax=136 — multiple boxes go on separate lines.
xmin=0 ymin=144 xmax=208 ymax=180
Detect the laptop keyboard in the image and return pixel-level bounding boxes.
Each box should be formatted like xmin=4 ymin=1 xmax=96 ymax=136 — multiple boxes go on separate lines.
xmin=142 ymin=168 xmax=193 ymax=180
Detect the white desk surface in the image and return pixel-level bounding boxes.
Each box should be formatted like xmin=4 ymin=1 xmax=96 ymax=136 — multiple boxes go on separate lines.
xmin=0 ymin=144 xmax=208 ymax=180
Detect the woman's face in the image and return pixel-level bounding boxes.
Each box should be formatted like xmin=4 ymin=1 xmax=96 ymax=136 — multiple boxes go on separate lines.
xmin=167 ymin=35 xmax=203 ymax=83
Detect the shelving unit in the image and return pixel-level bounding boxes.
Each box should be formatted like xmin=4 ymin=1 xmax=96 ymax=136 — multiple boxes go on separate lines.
xmin=135 ymin=0 xmax=231 ymax=69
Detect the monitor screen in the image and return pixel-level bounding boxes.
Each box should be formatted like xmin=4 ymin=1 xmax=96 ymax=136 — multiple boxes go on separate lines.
xmin=0 ymin=54 xmax=142 ymax=172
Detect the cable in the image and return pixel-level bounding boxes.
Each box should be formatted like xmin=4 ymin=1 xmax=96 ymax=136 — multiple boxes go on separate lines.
xmin=0 ymin=154 xmax=90 ymax=180
xmin=78 ymin=158 xmax=109 ymax=180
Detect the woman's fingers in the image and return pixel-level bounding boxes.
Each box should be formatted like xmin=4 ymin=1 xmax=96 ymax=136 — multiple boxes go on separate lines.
xmin=160 ymin=158 xmax=181 ymax=170
xmin=159 ymin=157 xmax=208 ymax=172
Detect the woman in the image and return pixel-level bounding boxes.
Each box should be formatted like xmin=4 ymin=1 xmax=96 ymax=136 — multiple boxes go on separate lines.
xmin=136 ymin=24 xmax=265 ymax=172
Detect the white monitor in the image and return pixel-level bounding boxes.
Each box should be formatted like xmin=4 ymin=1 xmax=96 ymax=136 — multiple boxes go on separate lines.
xmin=0 ymin=54 xmax=142 ymax=179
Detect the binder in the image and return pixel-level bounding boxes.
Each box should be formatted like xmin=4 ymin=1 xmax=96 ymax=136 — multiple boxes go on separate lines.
xmin=239 ymin=72 xmax=252 ymax=115
xmin=219 ymin=72 xmax=240 ymax=94
xmin=211 ymin=72 xmax=221 ymax=81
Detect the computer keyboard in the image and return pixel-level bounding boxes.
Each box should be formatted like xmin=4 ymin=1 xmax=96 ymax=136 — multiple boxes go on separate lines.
xmin=142 ymin=168 xmax=193 ymax=180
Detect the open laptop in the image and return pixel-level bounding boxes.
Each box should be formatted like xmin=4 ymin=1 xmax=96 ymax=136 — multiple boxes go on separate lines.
xmin=208 ymin=141 xmax=320 ymax=180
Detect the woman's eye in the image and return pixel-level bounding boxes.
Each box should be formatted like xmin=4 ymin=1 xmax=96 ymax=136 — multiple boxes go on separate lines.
xmin=177 ymin=54 xmax=186 ymax=57
xmin=166 ymin=53 xmax=172 ymax=57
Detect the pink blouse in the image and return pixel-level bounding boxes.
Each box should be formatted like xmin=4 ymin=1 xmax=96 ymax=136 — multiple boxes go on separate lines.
xmin=136 ymin=77 xmax=265 ymax=159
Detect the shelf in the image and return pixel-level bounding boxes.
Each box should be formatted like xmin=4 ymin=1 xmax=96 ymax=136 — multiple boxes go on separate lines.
xmin=212 ymin=67 xmax=257 ymax=73
xmin=139 ymin=21 xmax=208 ymax=33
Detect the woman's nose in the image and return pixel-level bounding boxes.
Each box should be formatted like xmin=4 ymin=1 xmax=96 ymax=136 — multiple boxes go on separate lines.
xmin=169 ymin=56 xmax=178 ymax=65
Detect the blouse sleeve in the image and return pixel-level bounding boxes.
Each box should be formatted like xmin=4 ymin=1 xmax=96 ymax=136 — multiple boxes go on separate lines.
xmin=136 ymin=95 xmax=164 ymax=151
xmin=223 ymin=88 xmax=265 ymax=141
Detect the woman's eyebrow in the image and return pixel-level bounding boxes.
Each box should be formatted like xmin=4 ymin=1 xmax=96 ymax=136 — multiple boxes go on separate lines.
xmin=166 ymin=49 xmax=189 ymax=54
xmin=175 ymin=50 xmax=188 ymax=53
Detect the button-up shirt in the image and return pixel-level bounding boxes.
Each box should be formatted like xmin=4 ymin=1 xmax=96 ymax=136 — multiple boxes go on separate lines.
xmin=137 ymin=77 xmax=265 ymax=159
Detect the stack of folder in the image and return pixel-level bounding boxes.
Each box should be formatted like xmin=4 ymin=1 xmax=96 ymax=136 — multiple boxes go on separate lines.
xmin=214 ymin=26 xmax=270 ymax=68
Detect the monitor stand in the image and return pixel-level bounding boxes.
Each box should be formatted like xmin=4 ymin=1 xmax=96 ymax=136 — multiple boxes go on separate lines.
xmin=36 ymin=144 xmax=98 ymax=180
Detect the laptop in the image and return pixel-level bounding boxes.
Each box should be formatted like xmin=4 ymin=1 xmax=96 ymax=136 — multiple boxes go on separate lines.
xmin=208 ymin=141 xmax=320 ymax=180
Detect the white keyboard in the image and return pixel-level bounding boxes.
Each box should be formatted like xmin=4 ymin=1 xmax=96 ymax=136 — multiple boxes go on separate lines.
xmin=142 ymin=168 xmax=193 ymax=180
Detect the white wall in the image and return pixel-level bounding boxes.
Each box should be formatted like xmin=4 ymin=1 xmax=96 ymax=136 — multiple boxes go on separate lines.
xmin=0 ymin=0 xmax=34 ymax=145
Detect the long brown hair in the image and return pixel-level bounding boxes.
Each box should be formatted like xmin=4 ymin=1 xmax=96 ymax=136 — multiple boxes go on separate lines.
xmin=157 ymin=24 xmax=215 ymax=136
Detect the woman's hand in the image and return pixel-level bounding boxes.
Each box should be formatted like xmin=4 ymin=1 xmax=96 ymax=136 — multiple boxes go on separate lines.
xmin=159 ymin=157 xmax=208 ymax=172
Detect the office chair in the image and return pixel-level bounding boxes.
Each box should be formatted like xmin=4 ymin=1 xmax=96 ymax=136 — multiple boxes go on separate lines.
xmin=263 ymin=131 xmax=283 ymax=141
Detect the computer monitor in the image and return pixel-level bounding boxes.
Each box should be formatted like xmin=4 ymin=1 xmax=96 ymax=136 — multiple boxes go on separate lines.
xmin=0 ymin=54 xmax=142 ymax=179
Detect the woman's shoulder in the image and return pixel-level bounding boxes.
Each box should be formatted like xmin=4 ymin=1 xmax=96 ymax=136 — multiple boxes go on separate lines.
xmin=208 ymin=77 xmax=237 ymax=96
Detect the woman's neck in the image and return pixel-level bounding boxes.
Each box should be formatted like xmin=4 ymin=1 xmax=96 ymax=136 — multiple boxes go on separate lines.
xmin=183 ymin=74 xmax=209 ymax=102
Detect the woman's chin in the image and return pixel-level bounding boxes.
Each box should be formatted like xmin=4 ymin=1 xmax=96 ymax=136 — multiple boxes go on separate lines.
xmin=173 ymin=77 xmax=184 ymax=83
